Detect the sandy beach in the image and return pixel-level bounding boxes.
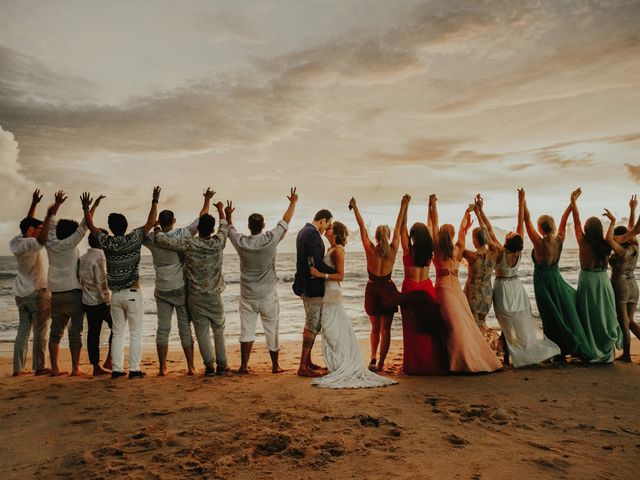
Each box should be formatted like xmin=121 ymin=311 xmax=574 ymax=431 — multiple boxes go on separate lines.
xmin=1 ymin=339 xmax=639 ymax=479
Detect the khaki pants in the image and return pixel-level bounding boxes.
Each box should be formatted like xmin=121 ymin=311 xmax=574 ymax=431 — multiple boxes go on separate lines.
xmin=188 ymin=293 xmax=227 ymax=368
xmin=155 ymin=287 xmax=193 ymax=347
xmin=14 ymin=289 xmax=50 ymax=373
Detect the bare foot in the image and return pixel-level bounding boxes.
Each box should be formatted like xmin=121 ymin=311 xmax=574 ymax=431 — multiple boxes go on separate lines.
xmin=616 ymin=354 xmax=632 ymax=363
xmin=236 ymin=367 xmax=250 ymax=375
xmin=272 ymin=366 xmax=285 ymax=374
xmin=187 ymin=368 xmax=197 ymax=376
xmin=35 ymin=368 xmax=51 ymax=376
xmin=308 ymin=362 xmax=328 ymax=372
xmin=12 ymin=371 xmax=28 ymax=377
xmin=158 ymin=368 xmax=168 ymax=377
xmin=376 ymin=362 xmax=385 ymax=372
xmin=103 ymin=359 xmax=112 ymax=370
xmin=50 ymin=370 xmax=69 ymax=377
xmin=69 ymin=369 xmax=85 ymax=377
xmin=93 ymin=365 xmax=110 ymax=376
xmin=297 ymin=367 xmax=323 ymax=378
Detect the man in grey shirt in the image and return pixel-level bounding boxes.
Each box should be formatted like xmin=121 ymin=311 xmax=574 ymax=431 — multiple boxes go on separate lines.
xmin=228 ymin=188 xmax=298 ymax=374
xmin=144 ymin=188 xmax=215 ymax=376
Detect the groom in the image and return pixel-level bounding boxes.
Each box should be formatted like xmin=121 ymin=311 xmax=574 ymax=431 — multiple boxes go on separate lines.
xmin=293 ymin=209 xmax=336 ymax=377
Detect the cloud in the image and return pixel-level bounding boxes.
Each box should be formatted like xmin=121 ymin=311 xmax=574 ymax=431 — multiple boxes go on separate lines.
xmin=0 ymin=126 xmax=35 ymax=216
xmin=193 ymin=11 xmax=260 ymax=43
xmin=0 ymin=46 xmax=97 ymax=105
xmin=625 ymin=163 xmax=640 ymax=183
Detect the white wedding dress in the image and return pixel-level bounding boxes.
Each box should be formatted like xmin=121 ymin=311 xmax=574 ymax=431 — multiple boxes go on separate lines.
xmin=312 ymin=247 xmax=397 ymax=389
xmin=493 ymin=251 xmax=561 ymax=367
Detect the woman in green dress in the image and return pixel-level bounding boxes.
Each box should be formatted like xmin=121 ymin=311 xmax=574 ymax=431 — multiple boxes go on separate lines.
xmin=571 ymin=189 xmax=622 ymax=363
xmin=522 ymin=189 xmax=593 ymax=361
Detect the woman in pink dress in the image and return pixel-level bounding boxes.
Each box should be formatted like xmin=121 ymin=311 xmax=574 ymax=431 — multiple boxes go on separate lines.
xmin=398 ymin=195 xmax=447 ymax=375
xmin=430 ymin=195 xmax=502 ymax=373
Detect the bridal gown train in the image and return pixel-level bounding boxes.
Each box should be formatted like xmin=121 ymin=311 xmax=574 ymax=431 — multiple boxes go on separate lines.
xmin=312 ymin=247 xmax=397 ymax=389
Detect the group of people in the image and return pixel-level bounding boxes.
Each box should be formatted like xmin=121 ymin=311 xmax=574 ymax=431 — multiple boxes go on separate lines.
xmin=9 ymin=185 xmax=639 ymax=389
xmin=10 ymin=187 xmax=295 ymax=379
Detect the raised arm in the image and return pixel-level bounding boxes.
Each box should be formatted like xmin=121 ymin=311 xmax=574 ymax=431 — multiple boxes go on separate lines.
xmin=80 ymin=192 xmax=101 ymax=236
xmin=283 ymin=187 xmax=298 ymax=224
xmin=400 ymin=195 xmax=411 ymax=253
xmin=569 ymin=188 xmax=583 ymax=244
xmin=143 ymin=186 xmax=161 ymax=233
xmin=628 ymin=194 xmax=637 ymax=230
xmin=37 ymin=191 xmax=67 ymax=244
xmin=392 ymin=194 xmax=410 ymax=250
xmin=27 ymin=189 xmax=42 ymax=219
xmin=349 ymin=197 xmax=374 ymax=251
xmin=429 ymin=194 xmax=439 ymax=246
xmin=475 ymin=195 xmax=500 ymax=249
xmin=604 ymin=209 xmax=626 ymax=256
xmin=521 ymin=190 xmax=542 ymax=247
xmin=199 ymin=188 xmax=215 ymax=217
xmin=455 ymin=206 xmax=473 ymax=251
xmin=516 ymin=188 xmax=525 ymax=238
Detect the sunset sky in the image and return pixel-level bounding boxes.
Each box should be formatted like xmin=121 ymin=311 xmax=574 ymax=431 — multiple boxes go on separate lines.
xmin=1 ymin=0 xmax=639 ymax=253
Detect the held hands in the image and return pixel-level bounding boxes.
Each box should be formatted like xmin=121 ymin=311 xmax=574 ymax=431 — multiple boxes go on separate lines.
xmin=603 ymin=208 xmax=616 ymax=223
xmin=287 ymin=187 xmax=298 ymax=204
xmin=203 ymin=188 xmax=215 ymax=202
xmin=32 ymin=189 xmax=43 ymax=204
xmin=224 ymin=200 xmax=235 ymax=219
xmin=152 ymin=186 xmax=161 ymax=203
xmin=401 ymin=194 xmax=411 ymax=206
xmin=54 ymin=190 xmax=67 ymax=205
xmin=517 ymin=188 xmax=525 ymax=204
xmin=428 ymin=194 xmax=437 ymax=206
xmin=348 ymin=197 xmax=356 ymax=211
xmin=475 ymin=194 xmax=484 ymax=210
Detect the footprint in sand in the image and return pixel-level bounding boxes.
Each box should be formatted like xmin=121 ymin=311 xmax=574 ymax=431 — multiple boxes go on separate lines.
xmin=444 ymin=433 xmax=469 ymax=447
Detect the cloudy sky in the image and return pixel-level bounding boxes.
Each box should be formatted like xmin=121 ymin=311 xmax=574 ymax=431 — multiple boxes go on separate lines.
xmin=1 ymin=0 xmax=639 ymax=253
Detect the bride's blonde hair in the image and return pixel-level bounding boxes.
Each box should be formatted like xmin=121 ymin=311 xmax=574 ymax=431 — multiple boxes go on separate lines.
xmin=374 ymin=225 xmax=391 ymax=258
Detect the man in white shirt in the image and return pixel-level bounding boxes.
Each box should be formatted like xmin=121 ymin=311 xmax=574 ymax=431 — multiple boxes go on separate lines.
xmin=10 ymin=189 xmax=50 ymax=376
xmin=228 ymin=188 xmax=298 ymax=374
xmin=78 ymin=227 xmax=113 ymax=376
xmin=143 ymin=188 xmax=214 ymax=376
xmin=38 ymin=191 xmax=101 ymax=376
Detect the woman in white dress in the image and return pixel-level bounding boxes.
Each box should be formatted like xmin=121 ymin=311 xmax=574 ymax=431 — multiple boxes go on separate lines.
xmin=476 ymin=191 xmax=560 ymax=367
xmin=309 ymin=222 xmax=397 ymax=388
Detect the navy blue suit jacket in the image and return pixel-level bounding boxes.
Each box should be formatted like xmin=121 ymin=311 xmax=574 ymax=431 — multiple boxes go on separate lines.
xmin=292 ymin=223 xmax=336 ymax=297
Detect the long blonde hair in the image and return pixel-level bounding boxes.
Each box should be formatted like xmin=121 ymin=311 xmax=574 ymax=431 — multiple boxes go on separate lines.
xmin=374 ymin=225 xmax=391 ymax=258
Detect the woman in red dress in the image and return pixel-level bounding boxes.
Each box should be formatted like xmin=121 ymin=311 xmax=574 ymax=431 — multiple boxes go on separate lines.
xmin=398 ymin=195 xmax=447 ymax=375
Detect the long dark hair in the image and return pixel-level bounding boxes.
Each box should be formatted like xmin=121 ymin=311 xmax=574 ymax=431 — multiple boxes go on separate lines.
xmin=409 ymin=222 xmax=433 ymax=267
xmin=584 ymin=217 xmax=611 ymax=268
xmin=438 ymin=224 xmax=455 ymax=260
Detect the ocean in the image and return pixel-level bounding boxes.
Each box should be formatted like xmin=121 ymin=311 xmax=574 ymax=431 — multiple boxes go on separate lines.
xmin=0 ymin=250 xmax=586 ymax=349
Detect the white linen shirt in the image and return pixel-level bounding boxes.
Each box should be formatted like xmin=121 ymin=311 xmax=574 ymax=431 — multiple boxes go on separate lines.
xmin=144 ymin=219 xmax=198 ymax=292
xmin=45 ymin=215 xmax=87 ymax=292
xmin=9 ymin=235 xmax=48 ymax=297
xmin=78 ymin=248 xmax=111 ymax=305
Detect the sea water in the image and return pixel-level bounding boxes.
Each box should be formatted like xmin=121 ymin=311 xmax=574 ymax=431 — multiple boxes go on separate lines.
xmin=0 ymin=250 xmax=585 ymax=349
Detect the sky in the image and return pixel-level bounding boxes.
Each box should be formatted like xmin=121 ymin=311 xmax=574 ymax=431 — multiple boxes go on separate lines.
xmin=1 ymin=0 xmax=639 ymax=254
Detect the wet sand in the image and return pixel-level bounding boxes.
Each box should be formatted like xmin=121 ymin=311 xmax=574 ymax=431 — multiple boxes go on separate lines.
xmin=1 ymin=339 xmax=639 ymax=479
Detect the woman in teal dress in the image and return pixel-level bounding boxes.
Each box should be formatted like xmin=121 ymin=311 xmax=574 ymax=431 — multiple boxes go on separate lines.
xmin=571 ymin=189 xmax=622 ymax=363
xmin=522 ymin=189 xmax=594 ymax=361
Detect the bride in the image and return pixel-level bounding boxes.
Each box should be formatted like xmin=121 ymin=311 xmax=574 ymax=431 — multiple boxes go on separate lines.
xmin=309 ymin=221 xmax=397 ymax=389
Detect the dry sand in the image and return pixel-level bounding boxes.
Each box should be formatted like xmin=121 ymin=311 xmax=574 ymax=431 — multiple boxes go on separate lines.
xmin=1 ymin=339 xmax=639 ymax=479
